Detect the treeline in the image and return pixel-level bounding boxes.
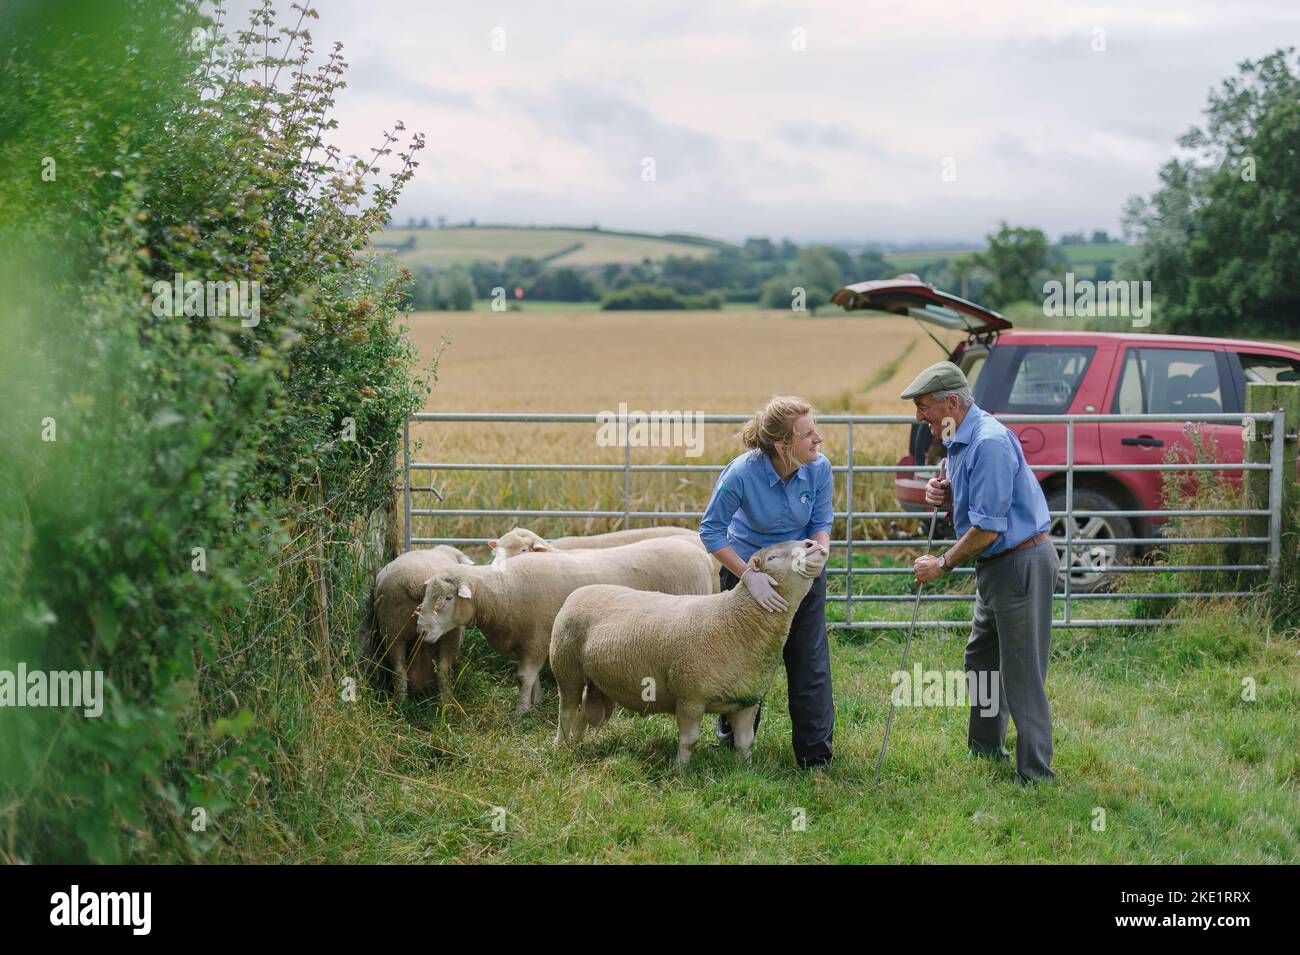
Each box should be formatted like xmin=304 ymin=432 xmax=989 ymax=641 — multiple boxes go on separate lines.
xmin=1122 ymin=48 xmax=1300 ymax=337
xmin=400 ymin=240 xmax=896 ymax=311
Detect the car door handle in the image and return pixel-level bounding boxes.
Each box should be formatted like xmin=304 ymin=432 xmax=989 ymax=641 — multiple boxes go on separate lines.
xmin=1121 ymin=435 xmax=1164 ymax=447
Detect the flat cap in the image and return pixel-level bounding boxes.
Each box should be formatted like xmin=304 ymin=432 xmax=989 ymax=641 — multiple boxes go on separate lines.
xmin=899 ymin=361 xmax=969 ymax=400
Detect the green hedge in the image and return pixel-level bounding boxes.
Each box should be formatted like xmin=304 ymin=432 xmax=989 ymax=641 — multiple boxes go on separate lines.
xmin=0 ymin=0 xmax=429 ymax=861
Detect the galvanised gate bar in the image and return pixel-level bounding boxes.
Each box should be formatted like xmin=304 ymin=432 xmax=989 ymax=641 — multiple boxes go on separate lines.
xmin=403 ymin=411 xmax=1288 ymax=631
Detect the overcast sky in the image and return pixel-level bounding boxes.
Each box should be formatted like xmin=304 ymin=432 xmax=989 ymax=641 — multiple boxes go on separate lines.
xmin=220 ymin=0 xmax=1300 ymax=244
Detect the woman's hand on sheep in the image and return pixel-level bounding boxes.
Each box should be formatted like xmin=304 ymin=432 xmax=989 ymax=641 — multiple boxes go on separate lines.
xmin=742 ymin=568 xmax=788 ymax=612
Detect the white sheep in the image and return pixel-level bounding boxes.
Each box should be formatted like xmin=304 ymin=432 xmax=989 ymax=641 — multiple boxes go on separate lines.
xmin=362 ymin=545 xmax=474 ymax=702
xmin=488 ymin=525 xmax=699 ymax=565
xmin=416 ymin=536 xmax=714 ymax=714
xmin=549 ymin=539 xmax=829 ymax=769
xmin=489 ymin=525 xmax=722 ymax=593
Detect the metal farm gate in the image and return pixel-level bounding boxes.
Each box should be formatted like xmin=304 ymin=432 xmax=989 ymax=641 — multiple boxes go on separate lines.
xmin=402 ymin=411 xmax=1289 ymax=631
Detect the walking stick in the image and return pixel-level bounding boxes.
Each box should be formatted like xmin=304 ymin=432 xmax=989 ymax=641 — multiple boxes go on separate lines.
xmin=872 ymin=456 xmax=946 ymax=784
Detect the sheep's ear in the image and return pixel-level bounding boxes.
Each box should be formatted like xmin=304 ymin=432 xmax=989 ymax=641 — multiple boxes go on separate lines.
xmin=532 ymin=541 xmax=554 ymax=552
xmin=488 ymin=539 xmax=498 ymax=550
xmin=458 ymin=553 xmax=474 ymax=565
xmin=748 ymin=554 xmax=763 ymax=572
xmin=456 ymin=581 xmax=473 ymax=599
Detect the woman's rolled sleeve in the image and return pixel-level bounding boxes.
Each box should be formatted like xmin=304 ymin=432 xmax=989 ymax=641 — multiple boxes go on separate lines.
xmin=809 ymin=456 xmax=834 ymax=537
xmin=699 ymin=463 xmax=742 ymax=553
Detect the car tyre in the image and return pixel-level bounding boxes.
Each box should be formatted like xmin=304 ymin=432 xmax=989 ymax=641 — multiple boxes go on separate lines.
xmin=1046 ymin=487 xmax=1134 ymax=593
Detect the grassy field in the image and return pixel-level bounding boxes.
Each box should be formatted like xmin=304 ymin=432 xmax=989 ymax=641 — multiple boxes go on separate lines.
xmin=376 ymin=226 xmax=721 ymax=268
xmin=219 ymin=306 xmax=1299 ymax=863
xmin=884 ymin=242 xmax=1140 ymax=275
xmin=225 ymin=590 xmax=1296 ymax=863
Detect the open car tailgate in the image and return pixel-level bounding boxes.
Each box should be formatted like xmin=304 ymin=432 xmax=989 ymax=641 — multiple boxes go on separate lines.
xmin=831 ymin=275 xmax=1012 ymax=335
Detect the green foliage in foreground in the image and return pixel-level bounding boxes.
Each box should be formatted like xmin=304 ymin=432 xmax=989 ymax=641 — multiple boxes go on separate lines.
xmin=0 ymin=0 xmax=428 ymax=862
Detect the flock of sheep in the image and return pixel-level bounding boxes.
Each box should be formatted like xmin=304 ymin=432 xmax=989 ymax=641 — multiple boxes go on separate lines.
xmin=360 ymin=526 xmax=829 ymax=768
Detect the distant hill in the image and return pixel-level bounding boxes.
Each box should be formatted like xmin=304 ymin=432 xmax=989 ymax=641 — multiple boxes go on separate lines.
xmin=885 ymin=242 xmax=1140 ymax=275
xmin=373 ymin=225 xmax=731 ymax=268
xmin=371 ymin=225 xmax=1141 ymax=282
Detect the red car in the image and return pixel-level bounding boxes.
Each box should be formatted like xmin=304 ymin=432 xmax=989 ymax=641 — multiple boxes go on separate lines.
xmin=832 ymin=277 xmax=1300 ymax=590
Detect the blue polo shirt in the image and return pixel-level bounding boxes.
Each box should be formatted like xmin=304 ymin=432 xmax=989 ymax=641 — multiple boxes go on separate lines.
xmin=699 ymin=450 xmax=834 ymax=561
xmin=944 ymin=403 xmax=1050 ymax=557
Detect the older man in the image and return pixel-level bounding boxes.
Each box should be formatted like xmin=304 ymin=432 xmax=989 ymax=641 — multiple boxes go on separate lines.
xmin=903 ymin=361 xmax=1059 ymax=784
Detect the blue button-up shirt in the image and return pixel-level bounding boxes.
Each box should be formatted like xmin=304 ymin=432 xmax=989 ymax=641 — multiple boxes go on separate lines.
xmin=699 ymin=450 xmax=834 ymax=562
xmin=945 ymin=403 xmax=1050 ymax=557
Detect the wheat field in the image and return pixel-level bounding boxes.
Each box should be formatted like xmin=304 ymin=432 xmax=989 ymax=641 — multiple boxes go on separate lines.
xmin=405 ymin=308 xmax=958 ymax=552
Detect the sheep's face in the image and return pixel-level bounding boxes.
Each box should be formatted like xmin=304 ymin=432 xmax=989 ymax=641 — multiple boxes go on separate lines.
xmin=749 ymin=540 xmax=828 ymax=583
xmin=488 ymin=527 xmax=554 ymax=566
xmin=416 ymin=571 xmax=475 ymax=642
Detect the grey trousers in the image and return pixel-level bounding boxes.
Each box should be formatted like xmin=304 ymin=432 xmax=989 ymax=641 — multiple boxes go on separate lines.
xmin=966 ymin=537 xmax=1058 ymax=782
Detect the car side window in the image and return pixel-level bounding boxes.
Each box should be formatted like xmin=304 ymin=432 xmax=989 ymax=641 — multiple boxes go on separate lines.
xmin=1238 ymin=352 xmax=1300 ymax=384
xmin=1115 ymin=349 xmax=1144 ymax=414
xmin=1112 ymin=347 xmax=1223 ymax=414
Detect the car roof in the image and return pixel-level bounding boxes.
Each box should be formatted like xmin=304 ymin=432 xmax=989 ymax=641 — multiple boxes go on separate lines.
xmin=989 ymin=329 xmax=1300 ymax=356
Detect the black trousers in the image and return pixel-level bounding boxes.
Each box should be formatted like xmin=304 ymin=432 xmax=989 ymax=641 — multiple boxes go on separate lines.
xmin=717 ymin=565 xmax=834 ymax=767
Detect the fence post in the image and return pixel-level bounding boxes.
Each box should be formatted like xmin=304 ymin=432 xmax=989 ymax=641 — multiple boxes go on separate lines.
xmin=844 ymin=422 xmax=854 ymax=628
xmin=1246 ymin=383 xmax=1298 ymax=592
xmin=402 ymin=417 xmax=412 ymax=553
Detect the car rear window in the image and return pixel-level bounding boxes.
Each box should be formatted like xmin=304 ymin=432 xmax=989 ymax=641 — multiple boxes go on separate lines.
xmin=975 ymin=345 xmax=1096 ymax=413
xmin=1238 ymin=352 xmax=1300 ymax=384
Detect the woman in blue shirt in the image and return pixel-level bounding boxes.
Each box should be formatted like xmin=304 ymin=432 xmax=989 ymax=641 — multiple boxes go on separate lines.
xmin=699 ymin=395 xmax=835 ymax=769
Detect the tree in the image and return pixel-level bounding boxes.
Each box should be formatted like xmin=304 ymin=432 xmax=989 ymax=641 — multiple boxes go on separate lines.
xmin=1090 ymin=230 xmax=1111 ymax=244
xmin=796 ymin=247 xmax=842 ymax=295
xmin=440 ymin=266 xmax=476 ymax=310
xmin=854 ymin=250 xmax=891 ymax=281
xmin=815 ymin=245 xmax=854 ymax=284
xmin=1123 ymin=48 xmax=1300 ymax=335
xmin=973 ymin=221 xmax=1048 ymax=307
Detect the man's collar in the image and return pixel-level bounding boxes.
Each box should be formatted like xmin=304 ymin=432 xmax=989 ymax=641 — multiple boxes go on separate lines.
xmin=943 ymin=403 xmax=983 ymax=450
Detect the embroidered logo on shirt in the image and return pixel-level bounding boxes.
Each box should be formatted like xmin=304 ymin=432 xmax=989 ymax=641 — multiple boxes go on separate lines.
xmin=800 ymin=492 xmax=812 ymax=504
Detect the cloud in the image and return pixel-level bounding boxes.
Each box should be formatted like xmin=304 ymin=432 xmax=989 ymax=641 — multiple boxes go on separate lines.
xmin=247 ymin=0 xmax=1300 ymax=242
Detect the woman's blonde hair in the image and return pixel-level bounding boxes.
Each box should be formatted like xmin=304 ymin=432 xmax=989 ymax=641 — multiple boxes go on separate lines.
xmin=741 ymin=395 xmax=814 ymax=475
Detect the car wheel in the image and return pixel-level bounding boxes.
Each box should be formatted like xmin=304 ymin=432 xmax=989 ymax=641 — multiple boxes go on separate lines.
xmin=1045 ymin=487 xmax=1134 ymax=593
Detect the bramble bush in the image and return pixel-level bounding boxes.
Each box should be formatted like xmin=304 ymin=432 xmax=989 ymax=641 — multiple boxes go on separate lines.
xmin=0 ymin=0 xmax=428 ymax=861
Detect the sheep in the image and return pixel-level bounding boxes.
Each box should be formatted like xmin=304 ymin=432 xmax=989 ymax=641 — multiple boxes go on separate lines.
xmin=549 ymin=539 xmax=829 ymax=770
xmin=416 ymin=536 xmax=715 ymax=714
xmin=488 ymin=525 xmax=699 ymax=565
xmin=489 ymin=525 xmax=722 ymax=593
xmin=361 ymin=545 xmax=475 ymax=703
